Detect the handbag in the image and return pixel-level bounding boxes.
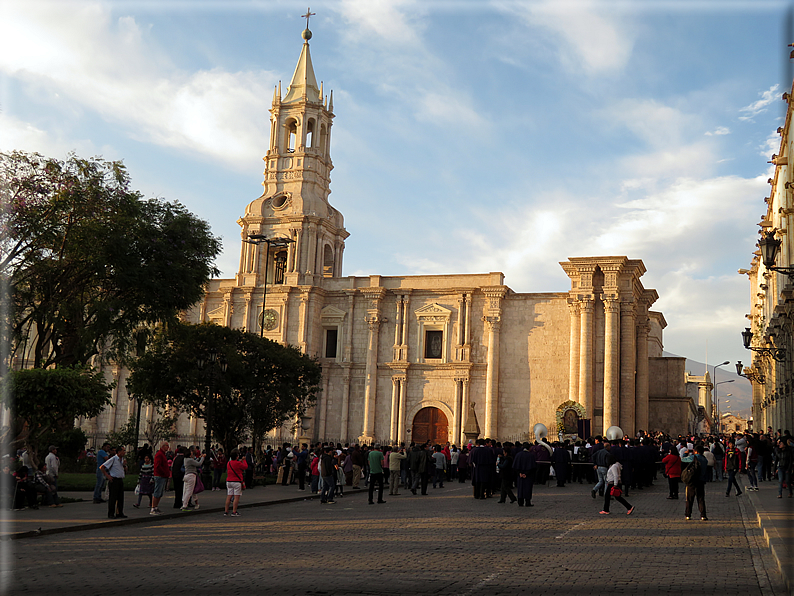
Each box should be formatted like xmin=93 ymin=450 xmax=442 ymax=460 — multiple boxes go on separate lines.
xmin=134 ymin=483 xmax=140 ymax=495
xmin=610 ymin=485 xmax=622 ymax=497
xmin=193 ymin=474 xmax=205 ymax=494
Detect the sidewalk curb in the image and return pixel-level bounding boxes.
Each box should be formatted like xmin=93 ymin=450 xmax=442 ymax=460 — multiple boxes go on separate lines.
xmin=5 ymin=489 xmax=367 ymax=541
xmin=747 ymin=489 xmax=792 ymax=595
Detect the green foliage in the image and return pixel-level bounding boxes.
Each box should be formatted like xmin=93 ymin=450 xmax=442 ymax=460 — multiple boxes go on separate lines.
xmin=1 ymin=151 xmax=221 ymax=368
xmin=127 ymin=322 xmax=322 ymax=454
xmin=105 ymin=417 xmax=139 ymax=452
xmin=35 ymin=427 xmax=87 ymax=462
xmin=3 ymin=366 xmax=112 ymax=465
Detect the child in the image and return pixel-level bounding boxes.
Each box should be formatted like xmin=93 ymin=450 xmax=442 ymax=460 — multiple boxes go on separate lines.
xmin=133 ymin=455 xmax=154 ymax=509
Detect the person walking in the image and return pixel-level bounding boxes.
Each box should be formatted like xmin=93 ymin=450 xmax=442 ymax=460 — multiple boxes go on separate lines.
xmin=368 ymin=445 xmax=386 ymax=504
xmin=600 ymin=455 xmax=635 ymax=515
xmin=745 ymin=439 xmax=759 ymax=491
xmin=776 ymin=438 xmax=793 ymax=498
xmin=681 ymin=446 xmax=708 ymax=520
xmin=224 ymin=449 xmax=247 ymax=516
xmin=432 ymin=445 xmax=446 ymax=489
xmin=388 ymin=447 xmax=407 ymax=496
xmin=150 ymin=441 xmax=170 ymax=515
xmin=181 ymin=447 xmax=204 ymax=511
xmin=100 ymin=445 xmax=128 ymax=519
xmin=662 ymin=448 xmax=681 ymax=499
xmin=320 ymin=446 xmax=337 ymax=504
xmin=592 ymin=442 xmax=611 ymax=499
xmin=132 ymin=454 xmax=154 ymax=510
xmin=724 ymin=441 xmax=743 ymax=497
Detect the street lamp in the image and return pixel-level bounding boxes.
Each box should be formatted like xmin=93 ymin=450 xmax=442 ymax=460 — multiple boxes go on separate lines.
xmin=741 ymin=328 xmax=786 ymax=362
xmin=735 ymin=361 xmax=766 ymax=384
xmin=712 ymin=361 xmax=730 ymax=424
xmin=197 ymin=347 xmax=228 ymax=488
xmin=758 ymin=230 xmax=794 ymax=276
xmin=243 ymin=234 xmax=295 ymax=337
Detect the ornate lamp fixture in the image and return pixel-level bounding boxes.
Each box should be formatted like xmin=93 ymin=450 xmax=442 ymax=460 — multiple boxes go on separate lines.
xmin=741 ymin=328 xmax=786 ymax=361
xmin=759 ymin=231 xmax=794 ymax=276
xmin=735 ymin=361 xmax=766 ymax=384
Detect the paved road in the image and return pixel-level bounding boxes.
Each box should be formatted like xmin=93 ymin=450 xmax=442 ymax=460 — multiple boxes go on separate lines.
xmin=4 ymin=481 xmax=788 ymax=596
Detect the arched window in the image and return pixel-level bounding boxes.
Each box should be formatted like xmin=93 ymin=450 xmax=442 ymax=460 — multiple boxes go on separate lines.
xmin=274 ymin=251 xmax=287 ymax=284
xmin=319 ymin=123 xmax=327 ymax=155
xmin=285 ymin=119 xmax=298 ymax=153
xmin=323 ymin=245 xmax=334 ymax=278
xmin=306 ymin=118 xmax=315 ymax=148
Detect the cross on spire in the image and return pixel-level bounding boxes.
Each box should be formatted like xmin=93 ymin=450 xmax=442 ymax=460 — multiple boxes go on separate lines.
xmin=302 ymin=8 xmax=315 ymax=29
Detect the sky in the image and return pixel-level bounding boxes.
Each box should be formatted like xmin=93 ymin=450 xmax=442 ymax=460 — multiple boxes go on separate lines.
xmin=2 ymin=0 xmax=791 ymax=413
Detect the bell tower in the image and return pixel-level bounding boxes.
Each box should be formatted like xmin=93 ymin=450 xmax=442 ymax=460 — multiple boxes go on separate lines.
xmin=236 ymin=22 xmax=348 ymax=288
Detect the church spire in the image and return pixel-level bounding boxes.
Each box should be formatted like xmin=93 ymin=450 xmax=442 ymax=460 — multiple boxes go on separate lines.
xmin=282 ymin=18 xmax=321 ymax=104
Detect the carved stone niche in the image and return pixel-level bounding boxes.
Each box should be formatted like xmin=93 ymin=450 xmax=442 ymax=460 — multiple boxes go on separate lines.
xmin=320 ymin=305 xmax=346 ymax=362
xmin=414 ymin=303 xmax=453 ymax=364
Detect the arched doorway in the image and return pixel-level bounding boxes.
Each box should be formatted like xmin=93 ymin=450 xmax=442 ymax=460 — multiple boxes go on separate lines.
xmin=412 ymin=407 xmax=448 ymax=445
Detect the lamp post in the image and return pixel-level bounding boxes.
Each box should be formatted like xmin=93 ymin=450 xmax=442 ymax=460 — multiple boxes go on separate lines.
xmin=712 ymin=361 xmax=730 ymax=425
xmin=741 ymin=328 xmax=786 ymax=361
xmin=197 ymin=347 xmax=228 ymax=488
xmin=735 ymin=361 xmax=766 ymax=384
xmin=243 ymin=234 xmax=295 ymax=337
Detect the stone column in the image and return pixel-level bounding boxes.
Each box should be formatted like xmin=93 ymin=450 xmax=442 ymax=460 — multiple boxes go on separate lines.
xmin=568 ymin=299 xmax=581 ymax=401
xmin=298 ymin=292 xmax=309 ymax=354
xmin=620 ymin=300 xmax=637 ymax=436
xmin=452 ymin=378 xmax=463 ymax=444
xmin=483 ymin=316 xmax=501 ymax=438
xmin=340 ymin=366 xmax=351 ymax=441
xmin=635 ymin=319 xmax=650 ymax=433
xmin=319 ymin=373 xmax=330 ymax=440
xmin=306 ymin=222 xmax=317 ymax=276
xmin=460 ymin=379 xmax=470 ymax=445
xmin=578 ymin=297 xmax=594 ymax=417
xmin=390 ymin=377 xmax=400 ymax=442
xmin=361 ymin=315 xmax=382 ymax=442
xmin=603 ymin=296 xmax=620 ymax=430
xmin=397 ymin=375 xmax=407 ymax=443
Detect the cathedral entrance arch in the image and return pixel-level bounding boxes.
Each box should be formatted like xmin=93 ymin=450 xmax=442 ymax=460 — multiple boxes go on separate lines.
xmin=412 ymin=407 xmax=448 ymax=445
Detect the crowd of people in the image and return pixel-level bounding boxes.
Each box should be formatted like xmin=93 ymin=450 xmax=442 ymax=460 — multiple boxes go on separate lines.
xmin=5 ymin=426 xmax=793 ymax=523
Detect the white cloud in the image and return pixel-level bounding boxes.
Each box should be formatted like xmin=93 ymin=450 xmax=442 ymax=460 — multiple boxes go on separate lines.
xmin=738 ymin=84 xmax=779 ymax=121
xmin=0 ymin=2 xmax=274 ymax=168
xmin=499 ymin=0 xmax=635 ymax=75
xmin=0 ymin=112 xmax=98 ymax=158
xmin=336 ymin=0 xmax=426 ymax=46
xmin=705 ymin=126 xmax=730 ymax=136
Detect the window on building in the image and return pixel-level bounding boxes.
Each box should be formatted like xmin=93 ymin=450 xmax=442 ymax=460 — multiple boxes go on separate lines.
xmin=323 ymin=245 xmax=334 ymax=277
xmin=273 ymin=251 xmax=287 ymax=284
xmin=325 ymin=328 xmax=338 ymax=358
xmin=285 ymin=119 xmax=297 ymax=153
xmin=306 ymin=119 xmax=315 ymax=148
xmin=425 ymin=330 xmax=443 ymax=359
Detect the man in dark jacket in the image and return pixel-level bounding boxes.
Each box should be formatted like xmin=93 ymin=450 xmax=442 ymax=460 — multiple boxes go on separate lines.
xmin=470 ymin=439 xmax=496 ymax=499
xmin=408 ymin=445 xmax=428 ymax=495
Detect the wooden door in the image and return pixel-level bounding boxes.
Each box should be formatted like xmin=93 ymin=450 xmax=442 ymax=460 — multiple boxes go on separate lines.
xmin=412 ymin=407 xmax=448 ymax=445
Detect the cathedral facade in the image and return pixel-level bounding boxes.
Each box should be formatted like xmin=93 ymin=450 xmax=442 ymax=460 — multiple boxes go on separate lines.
xmin=180 ymin=30 xmax=692 ymax=445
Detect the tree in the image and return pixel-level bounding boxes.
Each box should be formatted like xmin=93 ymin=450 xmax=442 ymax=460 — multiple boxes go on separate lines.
xmin=126 ymin=322 xmax=322 ymax=454
xmin=1 ymin=151 xmax=221 ymax=368
xmin=1 ymin=366 xmax=112 ymax=466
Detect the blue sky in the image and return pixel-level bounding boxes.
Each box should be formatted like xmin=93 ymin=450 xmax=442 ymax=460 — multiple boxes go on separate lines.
xmin=2 ymin=0 xmax=791 ymax=411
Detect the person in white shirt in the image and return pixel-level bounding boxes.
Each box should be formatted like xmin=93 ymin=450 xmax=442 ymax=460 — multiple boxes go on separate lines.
xmin=45 ymin=446 xmax=59 ymax=490
xmin=600 ymin=456 xmax=635 ymax=515
xmin=101 ymin=446 xmax=127 ymax=519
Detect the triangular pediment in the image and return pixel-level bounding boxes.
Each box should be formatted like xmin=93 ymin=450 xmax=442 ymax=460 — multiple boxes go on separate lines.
xmin=414 ymin=303 xmax=452 ymax=319
xmin=207 ymin=304 xmax=225 ymax=318
xmin=321 ymin=305 xmax=346 ymax=322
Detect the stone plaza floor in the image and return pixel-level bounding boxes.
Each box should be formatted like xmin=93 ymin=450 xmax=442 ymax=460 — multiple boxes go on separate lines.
xmin=1 ymin=477 xmax=791 ymax=595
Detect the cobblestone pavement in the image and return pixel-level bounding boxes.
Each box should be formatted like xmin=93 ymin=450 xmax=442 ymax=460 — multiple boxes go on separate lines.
xmin=4 ymin=480 xmax=788 ymax=596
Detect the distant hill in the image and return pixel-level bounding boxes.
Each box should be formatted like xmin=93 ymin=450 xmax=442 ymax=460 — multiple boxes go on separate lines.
xmin=663 ymin=352 xmax=753 ymax=419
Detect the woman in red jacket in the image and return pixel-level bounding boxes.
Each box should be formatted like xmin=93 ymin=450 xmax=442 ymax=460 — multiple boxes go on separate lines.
xmin=662 ymin=448 xmax=682 ymax=499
